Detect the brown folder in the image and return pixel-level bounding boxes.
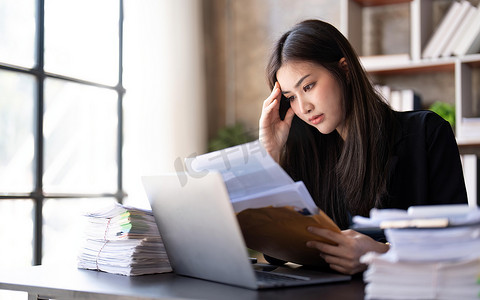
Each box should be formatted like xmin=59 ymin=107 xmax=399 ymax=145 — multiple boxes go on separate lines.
xmin=237 ymin=206 xmax=341 ymax=267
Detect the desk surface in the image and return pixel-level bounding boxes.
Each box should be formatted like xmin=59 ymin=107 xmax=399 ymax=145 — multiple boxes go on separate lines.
xmin=0 ymin=265 xmax=365 ymax=300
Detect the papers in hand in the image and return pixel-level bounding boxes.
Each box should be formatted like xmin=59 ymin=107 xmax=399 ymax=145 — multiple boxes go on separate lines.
xmin=187 ymin=141 xmax=340 ymax=267
xmin=77 ymin=203 xmax=172 ymax=276
xmin=186 ymin=141 xmax=319 ymax=215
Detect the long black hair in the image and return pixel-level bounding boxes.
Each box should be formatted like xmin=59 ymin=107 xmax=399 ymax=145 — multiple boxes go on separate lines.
xmin=266 ymin=19 xmax=397 ymax=229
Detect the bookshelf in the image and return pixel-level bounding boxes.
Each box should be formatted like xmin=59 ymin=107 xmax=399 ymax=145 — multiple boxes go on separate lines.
xmin=340 ymin=0 xmax=480 ymax=145
xmin=341 ymin=0 xmax=480 ymax=205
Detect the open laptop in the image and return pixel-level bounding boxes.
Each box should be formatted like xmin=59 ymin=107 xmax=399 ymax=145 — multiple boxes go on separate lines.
xmin=142 ymin=172 xmax=350 ymax=289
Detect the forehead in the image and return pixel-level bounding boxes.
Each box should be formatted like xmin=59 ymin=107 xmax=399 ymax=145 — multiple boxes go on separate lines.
xmin=276 ymin=61 xmax=325 ymax=86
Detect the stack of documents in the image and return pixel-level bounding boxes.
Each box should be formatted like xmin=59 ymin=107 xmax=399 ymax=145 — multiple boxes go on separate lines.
xmin=354 ymin=205 xmax=480 ymax=299
xmin=77 ymin=203 xmax=172 ymax=276
xmin=361 ymin=252 xmax=480 ymax=300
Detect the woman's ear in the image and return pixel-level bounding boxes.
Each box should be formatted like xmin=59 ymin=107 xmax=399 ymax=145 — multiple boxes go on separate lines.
xmin=339 ymin=57 xmax=349 ymax=80
xmin=339 ymin=57 xmax=348 ymax=73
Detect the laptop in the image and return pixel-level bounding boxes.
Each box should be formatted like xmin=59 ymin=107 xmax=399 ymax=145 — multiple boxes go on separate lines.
xmin=142 ymin=172 xmax=351 ymax=289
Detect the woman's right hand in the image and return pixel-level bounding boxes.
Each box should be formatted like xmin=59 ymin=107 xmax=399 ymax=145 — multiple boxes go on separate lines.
xmin=259 ymin=82 xmax=295 ymax=163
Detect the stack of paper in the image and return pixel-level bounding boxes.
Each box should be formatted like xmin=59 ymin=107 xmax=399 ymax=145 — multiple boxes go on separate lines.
xmin=362 ymin=252 xmax=480 ymax=300
xmin=354 ymin=205 xmax=480 ymax=299
xmin=77 ymin=203 xmax=172 ymax=276
xmin=383 ymin=224 xmax=480 ymax=262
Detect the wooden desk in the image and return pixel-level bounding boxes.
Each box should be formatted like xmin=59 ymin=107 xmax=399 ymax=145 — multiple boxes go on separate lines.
xmin=0 ymin=265 xmax=365 ymax=300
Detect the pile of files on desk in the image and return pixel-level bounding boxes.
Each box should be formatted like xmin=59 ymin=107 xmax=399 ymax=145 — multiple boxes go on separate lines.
xmin=77 ymin=203 xmax=172 ymax=276
xmin=354 ymin=204 xmax=480 ymax=300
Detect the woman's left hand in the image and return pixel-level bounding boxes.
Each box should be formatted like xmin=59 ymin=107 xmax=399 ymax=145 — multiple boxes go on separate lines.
xmin=306 ymin=228 xmax=389 ymax=275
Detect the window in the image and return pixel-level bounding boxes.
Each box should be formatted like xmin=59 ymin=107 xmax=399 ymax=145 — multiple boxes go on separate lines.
xmin=0 ymin=0 xmax=125 ymax=268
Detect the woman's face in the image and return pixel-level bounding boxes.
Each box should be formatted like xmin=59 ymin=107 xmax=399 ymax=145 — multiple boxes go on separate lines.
xmin=277 ymin=60 xmax=346 ymax=139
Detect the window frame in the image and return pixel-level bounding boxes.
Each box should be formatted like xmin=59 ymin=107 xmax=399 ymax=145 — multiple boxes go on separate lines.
xmin=0 ymin=0 xmax=125 ymax=265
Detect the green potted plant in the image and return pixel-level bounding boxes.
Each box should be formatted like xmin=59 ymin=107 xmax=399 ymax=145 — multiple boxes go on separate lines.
xmin=208 ymin=123 xmax=256 ymax=151
xmin=429 ymin=102 xmax=455 ymax=130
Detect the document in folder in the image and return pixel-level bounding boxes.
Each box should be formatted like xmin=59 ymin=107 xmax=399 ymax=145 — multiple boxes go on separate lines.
xmin=187 ymin=141 xmax=341 ymax=266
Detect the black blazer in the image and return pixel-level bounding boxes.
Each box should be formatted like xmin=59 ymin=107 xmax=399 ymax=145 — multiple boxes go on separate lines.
xmin=385 ymin=110 xmax=468 ymax=209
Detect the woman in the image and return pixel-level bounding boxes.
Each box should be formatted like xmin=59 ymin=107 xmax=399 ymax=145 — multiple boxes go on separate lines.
xmin=259 ymin=19 xmax=467 ymax=275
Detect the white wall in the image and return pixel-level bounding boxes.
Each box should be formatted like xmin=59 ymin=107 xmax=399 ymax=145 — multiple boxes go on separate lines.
xmin=123 ymin=0 xmax=206 ymax=208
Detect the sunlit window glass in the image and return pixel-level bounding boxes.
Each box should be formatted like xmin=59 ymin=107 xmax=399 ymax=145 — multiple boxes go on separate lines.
xmin=0 ymin=70 xmax=35 ymax=193
xmin=0 ymin=200 xmax=33 ymax=267
xmin=0 ymin=0 xmax=36 ymax=68
xmin=44 ymin=0 xmax=119 ymax=85
xmin=43 ymin=78 xmax=118 ymax=194
xmin=42 ymin=197 xmax=117 ymax=267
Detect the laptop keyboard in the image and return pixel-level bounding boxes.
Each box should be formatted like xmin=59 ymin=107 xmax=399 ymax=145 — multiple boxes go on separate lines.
xmin=255 ymin=270 xmax=310 ymax=283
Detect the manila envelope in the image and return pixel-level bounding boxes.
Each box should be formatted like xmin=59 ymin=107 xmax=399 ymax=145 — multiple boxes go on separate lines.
xmin=237 ymin=206 xmax=341 ymax=267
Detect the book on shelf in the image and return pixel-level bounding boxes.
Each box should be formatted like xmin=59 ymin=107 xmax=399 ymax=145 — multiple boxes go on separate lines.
xmin=389 ymin=90 xmax=402 ymax=112
xmin=77 ymin=203 xmax=172 ymax=276
xmin=461 ymin=154 xmax=479 ymax=207
xmin=374 ymin=85 xmax=421 ymax=112
xmin=442 ymin=2 xmax=478 ymax=57
xmin=375 ymin=84 xmax=391 ymax=103
xmin=186 ymin=141 xmax=340 ymax=266
xmin=453 ymin=3 xmax=480 ymax=56
xmin=430 ymin=0 xmax=472 ymax=59
xmin=422 ymin=0 xmax=462 ymax=59
xmin=400 ymin=89 xmax=421 ymax=112
xmin=458 ymin=117 xmax=480 ymax=140
xmin=423 ymin=0 xmax=480 ymax=58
